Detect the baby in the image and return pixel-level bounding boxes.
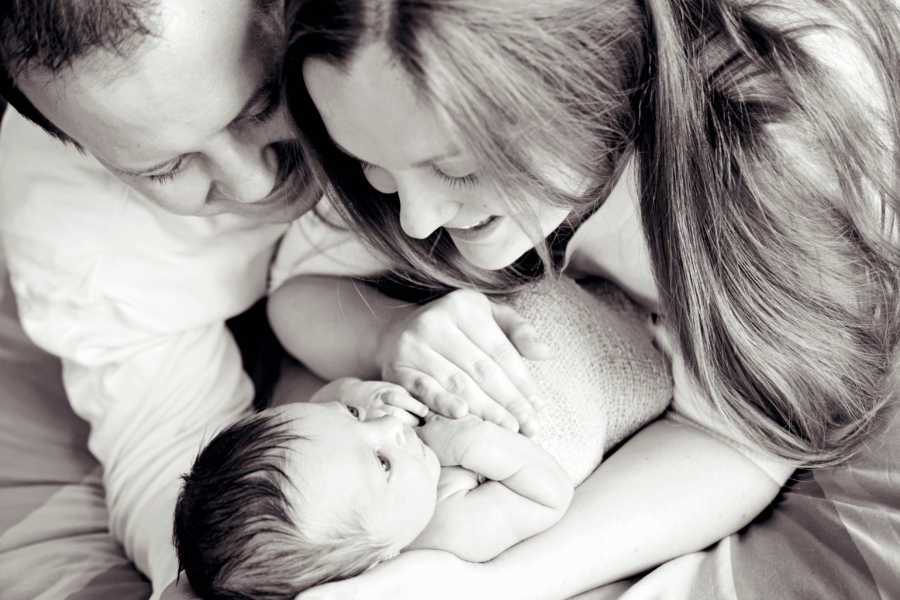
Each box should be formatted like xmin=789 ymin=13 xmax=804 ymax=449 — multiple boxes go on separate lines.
xmin=173 ymin=277 xmax=672 ymax=600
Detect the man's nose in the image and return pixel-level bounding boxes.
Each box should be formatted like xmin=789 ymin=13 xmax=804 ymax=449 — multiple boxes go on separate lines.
xmin=213 ymin=138 xmax=280 ymax=204
xmin=397 ymin=180 xmax=458 ymax=239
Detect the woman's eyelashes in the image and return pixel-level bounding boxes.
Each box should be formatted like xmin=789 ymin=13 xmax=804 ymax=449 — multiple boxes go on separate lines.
xmin=345 ymin=405 xmax=361 ymax=420
xmin=430 ymin=165 xmax=479 ymax=188
xmin=358 ymin=160 xmax=479 ymax=188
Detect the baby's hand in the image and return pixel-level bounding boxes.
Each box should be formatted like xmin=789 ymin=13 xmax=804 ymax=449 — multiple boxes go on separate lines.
xmin=418 ymin=413 xmax=486 ymax=466
xmin=310 ymin=377 xmax=428 ymax=426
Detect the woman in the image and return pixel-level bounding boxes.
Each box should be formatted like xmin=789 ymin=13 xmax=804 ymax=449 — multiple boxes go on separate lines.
xmin=268 ymin=0 xmax=899 ymax=598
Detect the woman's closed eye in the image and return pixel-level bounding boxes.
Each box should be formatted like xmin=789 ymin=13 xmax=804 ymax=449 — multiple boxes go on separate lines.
xmin=430 ymin=165 xmax=479 ymax=188
xmin=359 ymin=159 xmax=479 ymax=189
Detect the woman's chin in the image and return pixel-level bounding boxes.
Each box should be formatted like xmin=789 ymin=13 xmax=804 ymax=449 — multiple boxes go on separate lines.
xmin=456 ymin=242 xmax=531 ymax=271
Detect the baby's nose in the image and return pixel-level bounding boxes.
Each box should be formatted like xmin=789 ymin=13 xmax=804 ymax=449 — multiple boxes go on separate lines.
xmin=373 ymin=415 xmax=408 ymax=445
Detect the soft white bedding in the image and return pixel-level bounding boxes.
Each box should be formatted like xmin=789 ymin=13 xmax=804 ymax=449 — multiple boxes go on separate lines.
xmin=0 ymin=274 xmax=150 ymax=600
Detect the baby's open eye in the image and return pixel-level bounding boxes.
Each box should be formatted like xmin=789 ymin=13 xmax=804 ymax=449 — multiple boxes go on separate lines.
xmin=346 ymin=405 xmax=361 ymax=419
xmin=377 ymin=453 xmax=391 ymax=472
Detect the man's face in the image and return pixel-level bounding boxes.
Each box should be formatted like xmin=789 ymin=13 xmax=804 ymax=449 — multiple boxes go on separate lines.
xmin=18 ymin=0 xmax=314 ymax=224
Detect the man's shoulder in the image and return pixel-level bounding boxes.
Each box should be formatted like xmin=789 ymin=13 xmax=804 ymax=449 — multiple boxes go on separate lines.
xmin=0 ymin=109 xmax=126 ymax=225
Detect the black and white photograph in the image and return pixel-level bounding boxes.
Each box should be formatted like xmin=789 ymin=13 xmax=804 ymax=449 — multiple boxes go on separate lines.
xmin=0 ymin=1 xmax=898 ymax=598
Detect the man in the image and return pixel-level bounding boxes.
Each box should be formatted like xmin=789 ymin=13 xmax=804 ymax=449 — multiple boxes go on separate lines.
xmin=0 ymin=1 xmax=382 ymax=597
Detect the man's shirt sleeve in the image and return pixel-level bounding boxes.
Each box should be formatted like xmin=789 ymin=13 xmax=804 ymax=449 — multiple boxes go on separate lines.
xmin=0 ymin=110 xmax=286 ymax=597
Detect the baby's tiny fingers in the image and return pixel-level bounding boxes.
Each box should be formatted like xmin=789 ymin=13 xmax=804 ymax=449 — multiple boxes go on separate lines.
xmin=383 ymin=405 xmax=421 ymax=427
xmin=381 ymin=388 xmax=429 ymax=417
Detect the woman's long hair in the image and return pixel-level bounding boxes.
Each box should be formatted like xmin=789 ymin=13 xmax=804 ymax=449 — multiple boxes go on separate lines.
xmin=637 ymin=0 xmax=900 ymax=466
xmin=285 ymin=0 xmax=900 ymax=466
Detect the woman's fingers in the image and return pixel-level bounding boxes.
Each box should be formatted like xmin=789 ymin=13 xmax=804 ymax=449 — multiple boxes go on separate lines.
xmin=376 ymin=289 xmax=547 ymax=434
xmin=432 ymin=327 xmax=536 ymax=434
xmin=384 ymin=360 xmax=469 ymax=419
xmin=386 ymin=341 xmax=524 ymax=432
xmin=491 ymin=301 xmax=553 ymax=361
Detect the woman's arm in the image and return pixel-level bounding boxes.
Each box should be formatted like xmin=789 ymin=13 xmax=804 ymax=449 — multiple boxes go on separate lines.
xmin=268 ymin=274 xmax=400 ymax=380
xmin=483 ymin=418 xmax=789 ymax=598
xmin=298 ymin=418 xmax=788 ymax=600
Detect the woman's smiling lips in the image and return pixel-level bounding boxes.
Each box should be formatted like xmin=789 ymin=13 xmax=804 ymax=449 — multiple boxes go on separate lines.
xmin=444 ymin=215 xmax=503 ymax=241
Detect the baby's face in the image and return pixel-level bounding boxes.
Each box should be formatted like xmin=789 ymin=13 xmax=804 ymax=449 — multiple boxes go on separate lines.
xmin=274 ymin=400 xmax=441 ymax=552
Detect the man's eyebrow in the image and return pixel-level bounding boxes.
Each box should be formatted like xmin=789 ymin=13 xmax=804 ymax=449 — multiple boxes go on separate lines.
xmin=112 ymin=80 xmax=281 ymax=177
xmin=232 ymin=76 xmax=281 ymax=124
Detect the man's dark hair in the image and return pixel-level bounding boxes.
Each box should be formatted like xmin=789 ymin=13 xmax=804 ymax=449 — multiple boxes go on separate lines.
xmin=0 ymin=0 xmax=157 ymax=143
xmin=0 ymin=0 xmax=286 ymax=147
xmin=173 ymin=411 xmax=392 ymax=600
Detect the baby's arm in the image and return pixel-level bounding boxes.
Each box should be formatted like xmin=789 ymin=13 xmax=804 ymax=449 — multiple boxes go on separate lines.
xmin=409 ymin=415 xmax=573 ymax=562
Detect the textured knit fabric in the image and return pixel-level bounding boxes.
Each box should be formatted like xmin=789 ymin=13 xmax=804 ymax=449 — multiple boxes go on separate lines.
xmin=508 ymin=276 xmax=671 ymax=485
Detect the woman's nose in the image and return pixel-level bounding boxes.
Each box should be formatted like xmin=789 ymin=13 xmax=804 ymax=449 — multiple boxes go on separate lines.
xmin=397 ymin=180 xmax=459 ymax=239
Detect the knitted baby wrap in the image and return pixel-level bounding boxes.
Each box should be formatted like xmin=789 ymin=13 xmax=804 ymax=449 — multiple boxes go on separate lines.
xmin=506 ymin=276 xmax=672 ymax=485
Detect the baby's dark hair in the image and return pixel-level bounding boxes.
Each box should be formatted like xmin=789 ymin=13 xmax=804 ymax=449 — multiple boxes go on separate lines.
xmin=173 ymin=411 xmax=393 ymax=600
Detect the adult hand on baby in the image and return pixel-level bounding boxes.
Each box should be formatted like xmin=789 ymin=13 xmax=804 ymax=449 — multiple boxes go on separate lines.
xmin=294 ymin=550 xmax=492 ymax=600
xmin=375 ymin=289 xmax=551 ymax=436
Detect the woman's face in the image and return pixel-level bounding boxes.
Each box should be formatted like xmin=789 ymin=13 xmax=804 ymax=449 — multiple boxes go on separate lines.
xmin=303 ymin=43 xmax=572 ymax=271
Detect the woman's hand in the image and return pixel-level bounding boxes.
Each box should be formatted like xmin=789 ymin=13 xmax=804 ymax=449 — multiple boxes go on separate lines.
xmin=294 ymin=550 xmax=491 ymax=600
xmin=375 ymin=289 xmax=551 ymax=435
